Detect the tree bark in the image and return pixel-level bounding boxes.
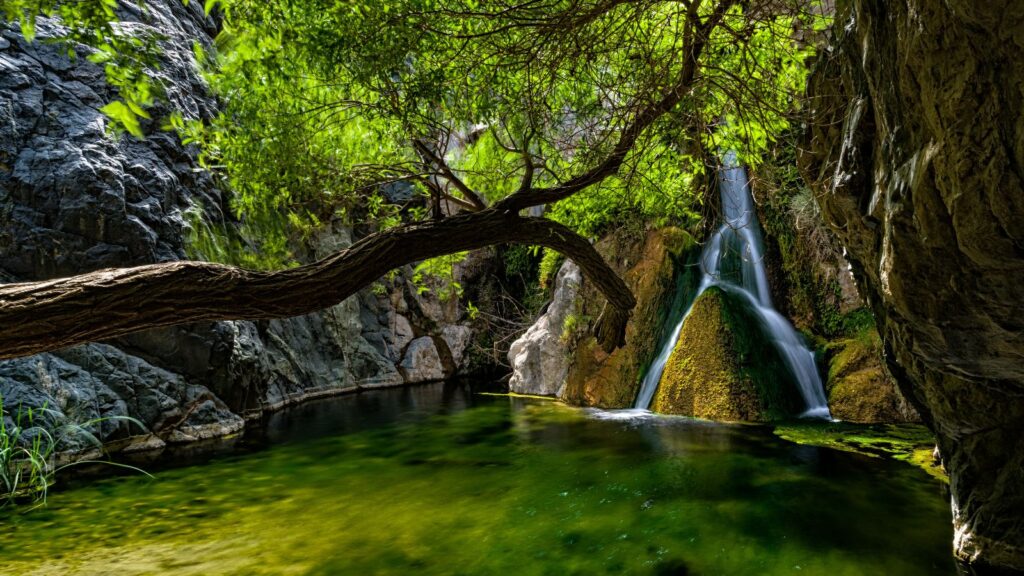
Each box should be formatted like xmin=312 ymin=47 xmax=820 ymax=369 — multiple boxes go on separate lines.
xmin=0 ymin=210 xmax=635 ymax=360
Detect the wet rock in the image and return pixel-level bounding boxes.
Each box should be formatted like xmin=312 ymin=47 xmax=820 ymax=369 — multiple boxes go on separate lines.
xmin=652 ymin=287 xmax=803 ymax=421
xmin=801 ymin=1 xmax=1024 ymax=570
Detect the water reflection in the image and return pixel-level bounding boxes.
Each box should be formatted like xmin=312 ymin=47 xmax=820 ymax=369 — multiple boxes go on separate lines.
xmin=0 ymin=381 xmax=956 ymax=576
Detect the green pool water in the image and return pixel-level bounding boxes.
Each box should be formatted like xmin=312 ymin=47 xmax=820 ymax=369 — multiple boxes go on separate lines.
xmin=0 ymin=382 xmax=955 ymax=575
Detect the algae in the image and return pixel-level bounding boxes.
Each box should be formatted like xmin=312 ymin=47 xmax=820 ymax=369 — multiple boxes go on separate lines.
xmin=774 ymin=421 xmax=947 ymax=482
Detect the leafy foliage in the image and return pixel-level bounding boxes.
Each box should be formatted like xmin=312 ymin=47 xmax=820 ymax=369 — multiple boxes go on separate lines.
xmin=412 ymin=252 xmax=468 ymax=302
xmin=4 ymin=0 xmax=829 ymax=282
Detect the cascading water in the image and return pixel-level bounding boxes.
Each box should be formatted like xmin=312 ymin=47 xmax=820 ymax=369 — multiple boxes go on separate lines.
xmin=635 ymin=152 xmax=831 ymax=419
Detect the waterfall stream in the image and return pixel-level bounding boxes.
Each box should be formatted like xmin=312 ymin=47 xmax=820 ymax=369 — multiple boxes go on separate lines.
xmin=635 ymin=153 xmax=831 ymax=418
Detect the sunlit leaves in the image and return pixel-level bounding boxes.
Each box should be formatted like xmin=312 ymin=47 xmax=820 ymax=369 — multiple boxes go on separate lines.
xmin=4 ymin=0 xmax=829 ymax=268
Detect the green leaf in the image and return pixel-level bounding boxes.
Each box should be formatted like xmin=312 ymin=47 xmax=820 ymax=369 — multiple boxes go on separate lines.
xmin=100 ymin=101 xmax=144 ymax=138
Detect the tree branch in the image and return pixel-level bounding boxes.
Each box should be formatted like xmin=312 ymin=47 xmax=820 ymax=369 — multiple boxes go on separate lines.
xmin=413 ymin=140 xmax=488 ymax=211
xmin=0 ymin=210 xmax=635 ymax=359
xmin=494 ymin=0 xmax=737 ymax=212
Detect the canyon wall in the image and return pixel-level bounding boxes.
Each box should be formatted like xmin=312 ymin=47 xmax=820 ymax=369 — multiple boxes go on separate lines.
xmin=801 ymin=1 xmax=1024 ymax=571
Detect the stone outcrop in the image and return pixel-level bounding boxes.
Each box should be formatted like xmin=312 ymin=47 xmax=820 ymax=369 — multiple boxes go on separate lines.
xmin=508 ymin=227 xmax=694 ymax=404
xmin=824 ymin=329 xmax=917 ymax=423
xmin=507 ymin=260 xmax=582 ymax=397
xmin=652 ymin=287 xmax=804 ymax=421
xmin=561 ymin=228 xmax=694 ymax=407
xmin=801 ymin=1 xmax=1024 ymax=571
xmin=0 ymin=2 xmax=473 ymax=453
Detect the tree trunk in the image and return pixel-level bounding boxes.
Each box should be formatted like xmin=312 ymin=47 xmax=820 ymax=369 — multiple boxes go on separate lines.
xmin=0 ymin=210 xmax=635 ymax=360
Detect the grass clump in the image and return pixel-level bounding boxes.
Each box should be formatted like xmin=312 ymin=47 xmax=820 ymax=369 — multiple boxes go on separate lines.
xmin=0 ymin=396 xmax=148 ymax=507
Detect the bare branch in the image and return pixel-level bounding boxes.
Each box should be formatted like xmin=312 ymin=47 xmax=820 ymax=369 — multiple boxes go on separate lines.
xmin=0 ymin=211 xmax=635 ymax=359
xmin=413 ymin=140 xmax=488 ymax=211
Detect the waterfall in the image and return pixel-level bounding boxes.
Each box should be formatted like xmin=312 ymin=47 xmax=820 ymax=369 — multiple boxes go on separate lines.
xmin=635 ymin=152 xmax=831 ymax=419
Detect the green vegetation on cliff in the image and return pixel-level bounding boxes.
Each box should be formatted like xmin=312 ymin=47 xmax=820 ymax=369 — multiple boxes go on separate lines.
xmin=754 ymin=134 xmax=916 ymax=423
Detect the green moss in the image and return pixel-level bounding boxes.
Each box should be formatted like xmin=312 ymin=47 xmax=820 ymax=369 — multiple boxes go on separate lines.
xmin=774 ymin=422 xmax=946 ymax=482
xmin=652 ymin=287 xmax=804 ymax=421
xmin=822 ymin=318 xmax=913 ymax=423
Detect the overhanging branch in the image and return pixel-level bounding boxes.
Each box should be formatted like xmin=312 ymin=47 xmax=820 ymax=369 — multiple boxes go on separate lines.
xmin=0 ymin=210 xmax=635 ymax=359
xmin=494 ymin=0 xmax=737 ymax=212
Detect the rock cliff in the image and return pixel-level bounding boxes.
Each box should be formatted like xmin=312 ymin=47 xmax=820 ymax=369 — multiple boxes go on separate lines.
xmin=0 ymin=2 xmax=474 ymax=453
xmin=754 ymin=140 xmax=918 ymax=423
xmin=801 ymin=1 xmax=1024 ymax=571
xmin=507 ymin=227 xmax=693 ymax=404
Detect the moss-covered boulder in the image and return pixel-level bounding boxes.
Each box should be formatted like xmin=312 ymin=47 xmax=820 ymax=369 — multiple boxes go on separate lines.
xmin=560 ymin=227 xmax=696 ymax=408
xmin=651 ymin=287 xmax=804 ymax=421
xmin=825 ymin=326 xmax=918 ymax=423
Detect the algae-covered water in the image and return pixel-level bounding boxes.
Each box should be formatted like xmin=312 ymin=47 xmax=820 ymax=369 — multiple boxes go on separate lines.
xmin=0 ymin=382 xmax=955 ymax=575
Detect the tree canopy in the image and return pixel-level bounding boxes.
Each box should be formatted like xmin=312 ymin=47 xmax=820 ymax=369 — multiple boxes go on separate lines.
xmin=0 ymin=0 xmax=827 ymax=358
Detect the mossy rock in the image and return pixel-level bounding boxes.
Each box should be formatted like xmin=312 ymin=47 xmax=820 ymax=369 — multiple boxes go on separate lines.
xmin=561 ymin=227 xmax=697 ymax=408
xmin=774 ymin=421 xmax=945 ymax=482
xmin=825 ymin=328 xmax=918 ymax=423
xmin=651 ymin=286 xmax=805 ymax=421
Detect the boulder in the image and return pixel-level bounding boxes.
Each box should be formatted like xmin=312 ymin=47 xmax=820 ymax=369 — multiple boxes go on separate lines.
xmin=400 ymin=337 xmax=446 ymax=384
xmin=824 ymin=329 xmax=917 ymax=424
xmin=507 ymin=261 xmax=582 ymax=396
xmin=652 ymin=287 xmax=803 ymax=421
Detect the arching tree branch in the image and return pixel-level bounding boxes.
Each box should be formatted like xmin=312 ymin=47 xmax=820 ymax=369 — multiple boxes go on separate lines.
xmin=0 ymin=211 xmax=635 ymax=360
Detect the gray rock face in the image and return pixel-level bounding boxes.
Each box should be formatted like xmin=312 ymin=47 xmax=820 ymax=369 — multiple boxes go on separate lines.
xmin=0 ymin=1 xmax=473 ymax=451
xmin=801 ymin=2 xmax=1024 ymax=571
xmin=507 ymin=261 xmax=581 ymax=396
xmin=0 ymin=3 xmax=219 ymax=279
